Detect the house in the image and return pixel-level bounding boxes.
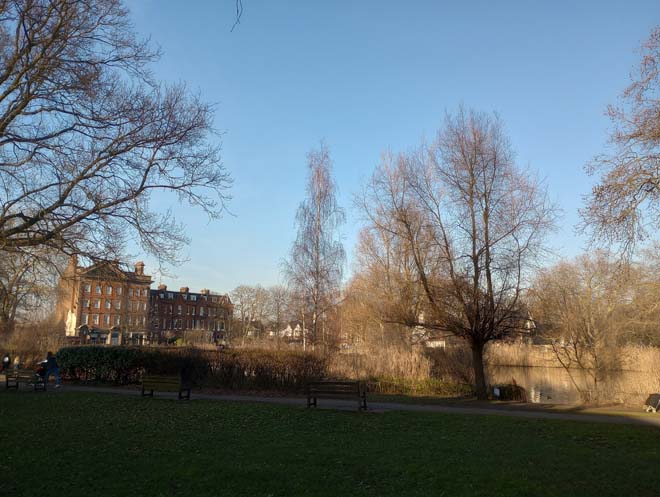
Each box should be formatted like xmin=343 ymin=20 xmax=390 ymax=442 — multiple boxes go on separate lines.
xmin=58 ymin=258 xmax=152 ymax=345
xmin=149 ymin=285 xmax=233 ymax=344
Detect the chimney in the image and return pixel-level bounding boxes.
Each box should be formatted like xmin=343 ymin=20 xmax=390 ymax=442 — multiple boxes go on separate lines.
xmin=135 ymin=261 xmax=145 ymax=276
xmin=158 ymin=284 xmax=167 ymax=291
xmin=180 ymin=286 xmax=189 ymax=293
xmin=200 ymin=288 xmax=210 ymax=295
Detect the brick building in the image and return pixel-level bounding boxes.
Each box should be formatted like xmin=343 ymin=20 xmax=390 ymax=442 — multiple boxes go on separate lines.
xmin=59 ymin=258 xmax=152 ymax=344
xmin=149 ymin=285 xmax=233 ymax=344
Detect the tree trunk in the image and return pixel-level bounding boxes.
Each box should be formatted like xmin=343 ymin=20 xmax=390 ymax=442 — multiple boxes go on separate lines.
xmin=471 ymin=342 xmax=488 ymax=400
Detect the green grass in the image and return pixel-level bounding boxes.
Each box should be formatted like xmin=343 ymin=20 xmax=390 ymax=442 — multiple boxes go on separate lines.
xmin=0 ymin=391 xmax=658 ymax=497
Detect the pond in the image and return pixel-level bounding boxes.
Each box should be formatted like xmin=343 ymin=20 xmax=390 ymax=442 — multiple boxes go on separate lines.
xmin=487 ymin=365 xmax=660 ymax=405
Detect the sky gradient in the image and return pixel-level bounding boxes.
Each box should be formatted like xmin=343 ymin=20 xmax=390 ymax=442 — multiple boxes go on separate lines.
xmin=127 ymin=0 xmax=660 ymax=293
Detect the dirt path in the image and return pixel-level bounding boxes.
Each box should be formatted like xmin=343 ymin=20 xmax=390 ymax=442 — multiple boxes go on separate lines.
xmin=44 ymin=384 xmax=660 ymax=428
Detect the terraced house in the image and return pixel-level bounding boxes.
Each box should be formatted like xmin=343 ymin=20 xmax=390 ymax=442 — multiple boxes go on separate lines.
xmin=149 ymin=285 xmax=233 ymax=344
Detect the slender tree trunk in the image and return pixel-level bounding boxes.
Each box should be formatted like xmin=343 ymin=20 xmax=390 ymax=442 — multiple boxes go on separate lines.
xmin=471 ymin=341 xmax=488 ymax=400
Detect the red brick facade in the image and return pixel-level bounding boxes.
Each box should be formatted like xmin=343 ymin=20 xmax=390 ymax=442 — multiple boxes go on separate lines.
xmin=60 ymin=259 xmax=152 ymax=344
xmin=149 ymin=286 xmax=233 ymax=343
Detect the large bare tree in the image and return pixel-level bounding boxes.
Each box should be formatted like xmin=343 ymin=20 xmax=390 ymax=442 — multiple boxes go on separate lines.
xmin=0 ymin=0 xmax=230 ymax=267
xmin=583 ymin=26 xmax=660 ymax=255
xmin=362 ymin=109 xmax=556 ymax=398
xmin=285 ymin=145 xmax=345 ymax=350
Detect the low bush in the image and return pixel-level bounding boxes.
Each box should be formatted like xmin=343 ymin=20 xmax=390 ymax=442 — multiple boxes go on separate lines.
xmin=57 ymin=346 xmax=328 ymax=392
xmin=57 ymin=346 xmax=208 ymax=384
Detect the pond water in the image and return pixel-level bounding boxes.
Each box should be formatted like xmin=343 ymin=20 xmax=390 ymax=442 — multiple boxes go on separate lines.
xmin=487 ymin=365 xmax=659 ymax=405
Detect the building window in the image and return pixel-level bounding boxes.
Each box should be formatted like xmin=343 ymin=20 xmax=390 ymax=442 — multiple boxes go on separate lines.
xmin=81 ymin=313 xmax=89 ymax=325
xmin=117 ymin=287 xmax=122 ymax=295
xmin=82 ymin=299 xmax=90 ymax=308
xmin=128 ymin=288 xmax=133 ymax=297
xmin=142 ymin=302 xmax=147 ymax=311
xmin=190 ymin=295 xmax=197 ymax=302
xmin=105 ymin=300 xmax=112 ymax=310
xmin=141 ymin=288 xmax=147 ymax=297
xmin=106 ymin=286 xmax=112 ymax=295
xmin=177 ymin=305 xmax=182 ymax=315
xmin=200 ymin=307 xmax=204 ymax=317
xmin=167 ymin=292 xmax=173 ymax=299
xmin=114 ymin=315 xmax=120 ymax=326
xmin=93 ymin=314 xmax=100 ymax=325
xmin=104 ymin=315 xmax=110 ymax=325
xmin=83 ymin=284 xmax=91 ymax=293
xmin=115 ymin=301 xmax=121 ymax=310
xmin=95 ymin=285 xmax=102 ymax=294
xmin=192 ymin=307 xmax=196 ymax=316
xmin=94 ymin=300 xmax=101 ymax=309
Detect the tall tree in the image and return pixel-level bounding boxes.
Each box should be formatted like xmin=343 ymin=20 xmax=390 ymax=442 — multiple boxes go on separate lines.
xmin=0 ymin=0 xmax=231 ymax=267
xmin=285 ymin=145 xmax=345 ymax=350
xmin=583 ymin=26 xmax=660 ymax=255
xmin=362 ymin=109 xmax=556 ymax=398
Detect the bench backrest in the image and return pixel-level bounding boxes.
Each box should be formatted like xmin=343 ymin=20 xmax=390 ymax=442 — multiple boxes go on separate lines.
xmin=143 ymin=374 xmax=180 ymax=384
xmin=10 ymin=368 xmax=37 ymax=378
xmin=307 ymin=381 xmax=363 ymax=394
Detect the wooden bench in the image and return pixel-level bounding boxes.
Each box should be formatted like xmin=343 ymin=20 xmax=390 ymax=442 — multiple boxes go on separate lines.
xmin=141 ymin=374 xmax=191 ymax=400
xmin=306 ymin=381 xmax=367 ymax=411
xmin=5 ymin=368 xmax=47 ymax=391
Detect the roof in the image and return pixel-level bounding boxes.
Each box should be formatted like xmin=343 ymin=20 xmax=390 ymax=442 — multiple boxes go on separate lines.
xmin=75 ymin=261 xmax=152 ymax=285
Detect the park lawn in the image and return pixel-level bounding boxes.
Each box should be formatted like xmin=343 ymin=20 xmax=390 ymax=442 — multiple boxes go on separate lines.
xmin=0 ymin=391 xmax=658 ymax=497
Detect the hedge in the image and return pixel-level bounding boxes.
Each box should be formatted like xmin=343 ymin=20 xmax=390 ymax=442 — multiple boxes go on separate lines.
xmin=57 ymin=346 xmax=328 ymax=392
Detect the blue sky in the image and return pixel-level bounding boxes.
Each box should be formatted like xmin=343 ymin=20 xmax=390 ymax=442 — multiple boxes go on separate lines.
xmin=127 ymin=0 xmax=660 ymax=293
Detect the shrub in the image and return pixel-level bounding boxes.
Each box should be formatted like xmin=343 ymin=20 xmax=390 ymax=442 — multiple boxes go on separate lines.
xmin=57 ymin=346 xmax=328 ymax=391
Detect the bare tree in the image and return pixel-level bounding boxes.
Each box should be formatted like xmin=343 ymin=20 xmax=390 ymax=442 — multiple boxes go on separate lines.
xmin=266 ymin=284 xmax=290 ymax=346
xmin=529 ymin=253 xmax=635 ymax=402
xmin=0 ymin=248 xmax=63 ymax=334
xmin=582 ymin=26 xmax=660 ymax=256
xmin=0 ymin=0 xmax=231 ymax=267
xmin=285 ymin=145 xmax=345 ymax=350
xmin=361 ymin=109 xmax=556 ymax=398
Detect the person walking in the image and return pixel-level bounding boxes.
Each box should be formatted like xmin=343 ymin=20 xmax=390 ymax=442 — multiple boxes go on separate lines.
xmin=2 ymin=352 xmax=10 ymax=371
xmin=44 ymin=351 xmax=61 ymax=388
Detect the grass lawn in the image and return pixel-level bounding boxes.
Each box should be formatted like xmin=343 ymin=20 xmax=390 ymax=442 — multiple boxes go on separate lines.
xmin=0 ymin=391 xmax=658 ymax=497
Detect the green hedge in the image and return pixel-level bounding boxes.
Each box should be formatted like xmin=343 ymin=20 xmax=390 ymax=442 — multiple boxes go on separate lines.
xmin=57 ymin=346 xmax=328 ymax=392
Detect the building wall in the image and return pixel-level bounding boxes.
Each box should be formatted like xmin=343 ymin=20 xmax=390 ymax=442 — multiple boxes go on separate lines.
xmin=58 ymin=260 xmax=232 ymax=346
xmin=59 ymin=259 xmax=152 ymax=343
xmin=150 ymin=287 xmax=233 ymax=340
